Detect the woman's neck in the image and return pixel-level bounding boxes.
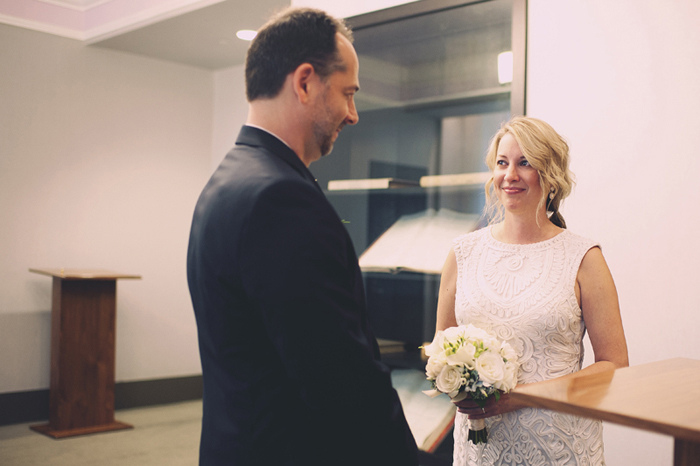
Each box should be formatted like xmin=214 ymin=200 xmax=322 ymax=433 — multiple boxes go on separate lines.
xmin=492 ymin=211 xmax=562 ymax=244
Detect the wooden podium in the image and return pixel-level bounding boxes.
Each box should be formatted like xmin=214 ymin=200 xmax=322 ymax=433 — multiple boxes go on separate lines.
xmin=29 ymin=268 xmax=141 ymax=438
xmin=510 ymin=358 xmax=700 ymax=466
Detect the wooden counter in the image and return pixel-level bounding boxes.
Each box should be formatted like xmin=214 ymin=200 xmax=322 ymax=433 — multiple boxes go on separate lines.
xmin=510 ymin=358 xmax=700 ymax=465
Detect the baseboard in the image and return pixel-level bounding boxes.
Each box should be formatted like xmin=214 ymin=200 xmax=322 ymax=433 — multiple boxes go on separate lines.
xmin=114 ymin=375 xmax=203 ymax=410
xmin=0 ymin=375 xmax=203 ymax=426
xmin=0 ymin=389 xmax=50 ymax=427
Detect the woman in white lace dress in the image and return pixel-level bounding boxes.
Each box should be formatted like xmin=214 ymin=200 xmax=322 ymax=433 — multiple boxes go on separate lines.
xmin=435 ymin=116 xmax=629 ymax=465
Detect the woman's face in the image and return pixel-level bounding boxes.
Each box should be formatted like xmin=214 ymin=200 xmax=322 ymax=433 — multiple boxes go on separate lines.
xmin=493 ymin=133 xmax=543 ymax=216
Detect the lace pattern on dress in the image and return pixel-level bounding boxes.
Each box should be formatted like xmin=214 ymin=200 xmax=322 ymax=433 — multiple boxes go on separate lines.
xmin=451 ymin=226 xmax=605 ymax=466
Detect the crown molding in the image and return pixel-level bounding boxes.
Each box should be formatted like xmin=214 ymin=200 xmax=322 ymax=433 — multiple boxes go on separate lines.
xmin=0 ymin=12 xmax=85 ymax=39
xmin=83 ymin=0 xmax=223 ymax=43
xmin=0 ymin=0 xmax=223 ymax=42
xmin=35 ymin=0 xmax=113 ymax=12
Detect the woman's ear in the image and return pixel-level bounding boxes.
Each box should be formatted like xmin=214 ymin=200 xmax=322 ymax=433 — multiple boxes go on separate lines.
xmin=292 ymin=63 xmax=316 ymax=103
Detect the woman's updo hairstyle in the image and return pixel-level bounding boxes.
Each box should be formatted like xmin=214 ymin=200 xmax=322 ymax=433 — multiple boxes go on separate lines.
xmin=484 ymin=116 xmax=574 ymax=228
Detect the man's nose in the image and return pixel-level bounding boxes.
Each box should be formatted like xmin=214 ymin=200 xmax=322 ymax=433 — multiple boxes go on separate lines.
xmin=346 ymin=99 xmax=359 ymax=125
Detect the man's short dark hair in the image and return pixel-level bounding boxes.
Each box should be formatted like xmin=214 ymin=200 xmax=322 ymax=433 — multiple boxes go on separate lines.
xmin=245 ymin=7 xmax=353 ymax=101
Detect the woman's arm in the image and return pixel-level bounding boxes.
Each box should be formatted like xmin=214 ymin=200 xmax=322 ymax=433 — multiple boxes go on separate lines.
xmin=435 ymin=248 xmax=458 ymax=332
xmin=574 ymin=246 xmax=629 ymax=374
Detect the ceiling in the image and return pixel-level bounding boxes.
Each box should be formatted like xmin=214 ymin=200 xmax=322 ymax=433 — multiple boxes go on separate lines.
xmin=92 ymin=0 xmax=290 ymax=69
xmin=0 ymin=0 xmax=511 ymax=73
xmin=0 ymin=0 xmax=290 ymax=69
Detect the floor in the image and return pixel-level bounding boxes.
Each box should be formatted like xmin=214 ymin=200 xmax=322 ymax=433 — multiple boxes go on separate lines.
xmin=0 ymin=401 xmax=202 ymax=466
xmin=0 ymin=400 xmax=451 ymax=466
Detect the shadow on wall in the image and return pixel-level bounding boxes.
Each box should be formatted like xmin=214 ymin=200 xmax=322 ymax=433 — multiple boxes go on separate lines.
xmin=0 ymin=310 xmax=52 ymax=392
xmin=0 ymin=310 xmax=52 ymax=424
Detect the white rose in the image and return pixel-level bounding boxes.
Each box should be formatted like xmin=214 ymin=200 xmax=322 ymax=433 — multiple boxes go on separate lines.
xmin=425 ymin=353 xmax=447 ymax=379
xmin=495 ymin=360 xmax=519 ymax=391
xmin=435 ymin=364 xmax=464 ymax=397
xmin=480 ymin=332 xmax=500 ymax=351
xmin=485 ymin=337 xmax=500 ymax=352
xmin=446 ymin=342 xmax=477 ymax=369
xmin=464 ymin=324 xmax=490 ymax=342
xmin=442 ymin=326 xmax=465 ymax=346
xmin=475 ymin=351 xmax=506 ymax=387
xmin=499 ymin=341 xmax=518 ymax=362
xmin=423 ymin=335 xmax=445 ymax=358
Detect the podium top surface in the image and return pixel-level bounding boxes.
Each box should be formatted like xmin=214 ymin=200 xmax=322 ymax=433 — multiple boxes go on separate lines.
xmin=29 ymin=268 xmax=141 ymax=280
xmin=510 ymin=357 xmax=700 ymax=442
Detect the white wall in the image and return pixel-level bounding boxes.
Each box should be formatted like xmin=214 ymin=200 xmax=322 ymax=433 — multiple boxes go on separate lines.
xmin=0 ymin=24 xmax=212 ymax=392
xmin=212 ymin=64 xmax=248 ymax=169
xmin=528 ymin=1 xmax=700 ymax=464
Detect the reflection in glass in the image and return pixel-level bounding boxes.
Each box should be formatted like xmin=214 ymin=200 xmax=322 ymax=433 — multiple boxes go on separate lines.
xmin=311 ymin=0 xmax=523 ymax=352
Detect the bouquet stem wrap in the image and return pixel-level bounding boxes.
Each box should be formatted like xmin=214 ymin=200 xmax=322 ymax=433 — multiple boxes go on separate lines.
xmin=468 ymin=418 xmax=487 ymax=445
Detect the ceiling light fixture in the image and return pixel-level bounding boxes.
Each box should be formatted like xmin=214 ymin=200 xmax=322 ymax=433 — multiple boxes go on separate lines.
xmin=236 ymin=30 xmax=257 ymax=41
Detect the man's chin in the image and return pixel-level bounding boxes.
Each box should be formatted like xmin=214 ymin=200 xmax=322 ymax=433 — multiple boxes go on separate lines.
xmin=320 ymin=141 xmax=335 ymax=157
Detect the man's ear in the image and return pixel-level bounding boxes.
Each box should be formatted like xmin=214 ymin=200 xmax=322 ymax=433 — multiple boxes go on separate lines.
xmin=292 ymin=63 xmax=316 ymax=103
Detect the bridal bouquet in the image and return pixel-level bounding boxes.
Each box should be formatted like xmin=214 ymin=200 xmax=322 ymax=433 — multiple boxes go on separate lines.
xmin=422 ymin=324 xmax=519 ymax=444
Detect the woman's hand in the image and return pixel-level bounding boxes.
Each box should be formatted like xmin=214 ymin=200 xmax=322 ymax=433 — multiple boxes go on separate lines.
xmin=453 ymin=392 xmax=522 ymax=419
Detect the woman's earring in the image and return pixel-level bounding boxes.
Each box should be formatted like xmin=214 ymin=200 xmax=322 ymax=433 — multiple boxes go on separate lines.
xmin=549 ymin=188 xmax=555 ymax=200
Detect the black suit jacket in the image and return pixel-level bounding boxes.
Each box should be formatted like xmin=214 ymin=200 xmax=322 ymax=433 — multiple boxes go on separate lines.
xmin=187 ymin=126 xmax=418 ymax=465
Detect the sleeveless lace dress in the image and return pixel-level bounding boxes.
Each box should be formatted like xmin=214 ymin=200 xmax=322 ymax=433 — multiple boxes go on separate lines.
xmin=452 ymin=226 xmax=605 ymax=466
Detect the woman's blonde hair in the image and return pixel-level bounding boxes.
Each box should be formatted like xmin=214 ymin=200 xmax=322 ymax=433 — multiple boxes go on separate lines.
xmin=484 ymin=116 xmax=574 ymax=228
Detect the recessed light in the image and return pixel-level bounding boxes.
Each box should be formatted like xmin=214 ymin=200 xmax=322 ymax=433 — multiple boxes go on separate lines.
xmin=236 ymin=30 xmax=257 ymax=41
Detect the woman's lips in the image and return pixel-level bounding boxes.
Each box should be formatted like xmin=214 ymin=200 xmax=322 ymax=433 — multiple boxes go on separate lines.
xmin=501 ymin=186 xmax=524 ymax=194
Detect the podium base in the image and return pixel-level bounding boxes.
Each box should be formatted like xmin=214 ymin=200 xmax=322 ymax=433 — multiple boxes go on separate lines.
xmin=30 ymin=420 xmax=133 ymax=439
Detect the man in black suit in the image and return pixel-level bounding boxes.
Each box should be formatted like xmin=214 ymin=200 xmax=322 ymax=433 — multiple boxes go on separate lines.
xmin=187 ymin=7 xmax=418 ymax=465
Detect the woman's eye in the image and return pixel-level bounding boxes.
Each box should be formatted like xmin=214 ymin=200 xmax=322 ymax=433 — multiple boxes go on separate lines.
xmin=496 ymin=160 xmax=507 ymax=166
xmin=519 ymin=160 xmax=530 ymax=167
